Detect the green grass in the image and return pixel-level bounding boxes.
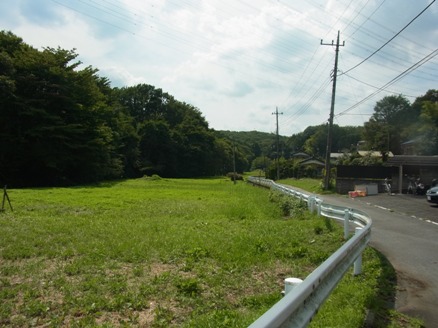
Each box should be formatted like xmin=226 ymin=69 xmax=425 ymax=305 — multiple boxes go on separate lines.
xmin=0 ymin=177 xmax=422 ymax=327
xmin=277 ymin=177 xmax=334 ymax=194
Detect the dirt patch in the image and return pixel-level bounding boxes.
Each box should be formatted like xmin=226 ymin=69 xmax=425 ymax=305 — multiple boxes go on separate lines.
xmin=395 ymin=270 xmax=429 ymax=322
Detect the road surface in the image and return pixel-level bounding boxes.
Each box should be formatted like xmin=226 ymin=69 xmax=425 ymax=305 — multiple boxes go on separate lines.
xmin=320 ymin=192 xmax=438 ymax=327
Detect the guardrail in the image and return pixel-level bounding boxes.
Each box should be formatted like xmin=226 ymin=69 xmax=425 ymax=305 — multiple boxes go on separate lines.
xmin=247 ymin=177 xmax=372 ymax=328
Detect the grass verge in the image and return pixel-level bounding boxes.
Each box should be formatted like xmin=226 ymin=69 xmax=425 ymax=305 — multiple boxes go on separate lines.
xmin=0 ymin=177 xmax=421 ymax=327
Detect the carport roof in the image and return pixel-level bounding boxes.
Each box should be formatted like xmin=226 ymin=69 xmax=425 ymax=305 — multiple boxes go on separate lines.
xmin=386 ymin=155 xmax=438 ymax=167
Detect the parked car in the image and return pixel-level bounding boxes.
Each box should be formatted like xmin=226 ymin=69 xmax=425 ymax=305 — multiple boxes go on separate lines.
xmin=426 ymin=186 xmax=438 ymax=204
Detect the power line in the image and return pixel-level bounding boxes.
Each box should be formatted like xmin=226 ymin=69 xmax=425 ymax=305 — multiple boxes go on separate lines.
xmin=344 ymin=0 xmax=386 ymax=38
xmin=342 ymin=0 xmax=436 ymax=75
xmin=337 ymin=48 xmax=438 ymax=118
xmin=41 ymin=0 xmax=437 ymax=136
xmin=342 ymin=72 xmax=416 ymax=98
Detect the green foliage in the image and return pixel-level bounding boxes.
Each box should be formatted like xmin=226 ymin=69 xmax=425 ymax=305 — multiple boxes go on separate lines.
xmin=335 ymin=151 xmax=383 ymax=166
xmin=251 ymin=155 xmax=272 ymax=171
xmin=226 ymin=172 xmax=243 ymax=181
xmin=216 ymin=130 xmax=288 ymax=158
xmin=0 ymin=31 xmax=235 ymax=186
xmin=0 ymin=31 xmax=124 ymax=186
xmin=269 ymin=190 xmax=308 ymax=218
xmin=364 ymin=94 xmax=417 ymax=155
xmin=410 ymin=90 xmax=438 ymax=155
xmin=2 ymin=30 xmax=436 ymax=188
xmin=176 ymin=278 xmax=201 ymax=296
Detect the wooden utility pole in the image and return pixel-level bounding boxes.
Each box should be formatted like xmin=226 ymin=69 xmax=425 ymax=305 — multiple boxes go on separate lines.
xmin=321 ymin=31 xmax=344 ymax=190
xmin=272 ymin=107 xmax=283 ymax=180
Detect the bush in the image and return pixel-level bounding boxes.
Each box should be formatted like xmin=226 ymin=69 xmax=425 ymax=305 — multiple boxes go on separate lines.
xmin=142 ymin=174 xmax=162 ymax=180
xmin=226 ymin=172 xmax=243 ymax=181
xmin=269 ymin=190 xmax=308 ymax=218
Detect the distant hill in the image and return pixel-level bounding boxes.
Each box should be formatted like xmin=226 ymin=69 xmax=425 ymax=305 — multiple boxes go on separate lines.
xmin=214 ymin=130 xmax=289 ymax=159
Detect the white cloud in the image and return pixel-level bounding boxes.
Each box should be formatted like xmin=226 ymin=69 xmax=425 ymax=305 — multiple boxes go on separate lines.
xmin=1 ymin=0 xmax=437 ymax=135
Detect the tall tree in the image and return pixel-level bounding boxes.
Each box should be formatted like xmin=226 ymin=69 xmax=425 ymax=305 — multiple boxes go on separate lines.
xmin=0 ymin=31 xmax=123 ymax=186
xmin=413 ymin=90 xmax=438 ymax=155
xmin=114 ymin=84 xmax=220 ymax=177
xmin=363 ymin=95 xmax=411 ymax=156
xmin=404 ymin=89 xmax=438 ymax=155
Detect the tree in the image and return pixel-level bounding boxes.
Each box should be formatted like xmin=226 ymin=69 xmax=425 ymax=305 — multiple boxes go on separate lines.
xmin=303 ymin=126 xmax=327 ymax=156
xmin=417 ymin=98 xmax=438 ymax=155
xmin=363 ymin=95 xmax=411 ymax=156
xmin=404 ymin=89 xmax=438 ymax=155
xmin=114 ymin=84 xmax=222 ymax=178
xmin=0 ymin=31 xmax=123 ymax=186
xmin=138 ymin=120 xmax=175 ymax=176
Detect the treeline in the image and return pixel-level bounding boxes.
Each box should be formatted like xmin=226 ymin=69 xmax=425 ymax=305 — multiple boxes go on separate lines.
xmin=282 ymin=91 xmax=438 ymax=159
xmin=0 ymin=31 xmax=248 ymax=187
xmin=230 ymin=91 xmax=438 ymax=180
xmin=1 ymin=31 xmax=436 ymax=187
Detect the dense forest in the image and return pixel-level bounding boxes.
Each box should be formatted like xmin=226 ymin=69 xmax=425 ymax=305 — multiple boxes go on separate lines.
xmin=0 ymin=31 xmax=247 ymax=187
xmin=1 ymin=31 xmax=437 ymax=186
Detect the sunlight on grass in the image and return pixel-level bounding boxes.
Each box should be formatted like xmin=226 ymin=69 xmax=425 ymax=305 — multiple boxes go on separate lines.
xmin=0 ymin=177 xmax=402 ymax=327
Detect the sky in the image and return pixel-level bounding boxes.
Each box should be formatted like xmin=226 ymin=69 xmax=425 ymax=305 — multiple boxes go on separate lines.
xmin=1 ymin=0 xmax=437 ymax=136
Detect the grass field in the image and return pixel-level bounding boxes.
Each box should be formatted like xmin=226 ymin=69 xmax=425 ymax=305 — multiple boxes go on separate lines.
xmin=0 ymin=177 xmax=419 ymax=327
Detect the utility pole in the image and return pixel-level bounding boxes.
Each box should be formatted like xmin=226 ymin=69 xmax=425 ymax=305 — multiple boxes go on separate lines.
xmin=272 ymin=107 xmax=283 ymax=180
xmin=321 ymin=31 xmax=344 ymax=190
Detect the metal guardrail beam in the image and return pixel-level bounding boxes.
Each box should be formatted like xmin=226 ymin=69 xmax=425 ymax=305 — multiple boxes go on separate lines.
xmin=247 ymin=177 xmax=372 ymax=328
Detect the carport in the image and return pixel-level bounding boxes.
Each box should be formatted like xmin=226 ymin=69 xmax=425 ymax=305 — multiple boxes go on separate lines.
xmin=386 ymin=155 xmax=438 ymax=193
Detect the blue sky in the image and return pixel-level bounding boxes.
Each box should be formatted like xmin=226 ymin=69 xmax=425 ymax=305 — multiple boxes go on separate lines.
xmin=1 ymin=0 xmax=437 ymax=135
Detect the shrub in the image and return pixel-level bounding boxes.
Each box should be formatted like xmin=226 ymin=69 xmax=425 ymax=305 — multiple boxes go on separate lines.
xmin=226 ymin=172 xmax=243 ymax=181
xmin=271 ymin=192 xmax=307 ymax=218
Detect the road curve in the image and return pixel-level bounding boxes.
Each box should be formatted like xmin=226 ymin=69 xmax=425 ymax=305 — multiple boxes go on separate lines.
xmin=320 ymin=193 xmax=438 ymax=327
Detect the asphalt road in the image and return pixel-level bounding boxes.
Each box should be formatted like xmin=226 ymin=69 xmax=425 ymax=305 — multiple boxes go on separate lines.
xmin=320 ymin=192 xmax=438 ymax=327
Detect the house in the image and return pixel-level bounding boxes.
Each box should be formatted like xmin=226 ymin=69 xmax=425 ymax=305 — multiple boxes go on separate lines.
xmin=289 ymin=152 xmax=324 ymax=178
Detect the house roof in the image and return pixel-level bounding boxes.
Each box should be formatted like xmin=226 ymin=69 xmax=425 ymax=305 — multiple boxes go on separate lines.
xmin=299 ymin=157 xmax=325 ymax=166
xmin=291 ymin=152 xmax=311 ymax=158
xmin=386 ymin=155 xmax=438 ymax=167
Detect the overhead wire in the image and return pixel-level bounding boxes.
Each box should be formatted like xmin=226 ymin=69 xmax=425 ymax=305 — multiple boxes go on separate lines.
xmin=46 ymin=0 xmax=437 ymax=135
xmin=344 ymin=0 xmax=386 ymax=38
xmin=341 ymin=0 xmax=436 ymax=75
xmin=282 ymin=0 xmax=437 ymax=133
xmin=336 ymin=48 xmax=438 ymax=118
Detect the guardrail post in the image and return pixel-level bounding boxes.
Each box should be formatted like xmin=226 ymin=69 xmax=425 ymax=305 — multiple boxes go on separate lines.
xmin=316 ymin=199 xmax=322 ymax=216
xmin=308 ymin=196 xmax=314 ymax=213
xmin=354 ymin=227 xmax=363 ymax=275
xmin=282 ymin=277 xmax=303 ymax=296
xmin=344 ymin=209 xmax=350 ymax=240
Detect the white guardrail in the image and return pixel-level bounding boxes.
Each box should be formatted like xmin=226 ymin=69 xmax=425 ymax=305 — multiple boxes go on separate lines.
xmin=247 ymin=177 xmax=372 ymax=328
